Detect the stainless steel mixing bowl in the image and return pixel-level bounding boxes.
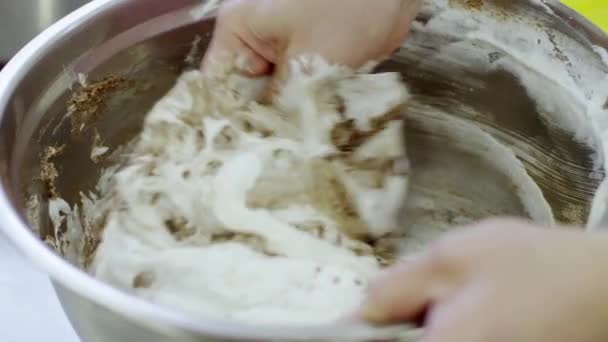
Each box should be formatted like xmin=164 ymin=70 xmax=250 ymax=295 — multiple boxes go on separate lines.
xmin=0 ymin=0 xmax=90 ymax=62
xmin=0 ymin=0 xmax=607 ymax=341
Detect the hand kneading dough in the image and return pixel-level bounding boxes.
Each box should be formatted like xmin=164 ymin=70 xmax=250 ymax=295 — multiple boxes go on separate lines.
xmin=90 ymin=56 xmax=410 ymax=324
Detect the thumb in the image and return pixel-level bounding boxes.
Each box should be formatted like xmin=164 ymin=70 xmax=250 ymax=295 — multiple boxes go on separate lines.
xmin=202 ymin=1 xmax=276 ymax=76
xmin=202 ymin=30 xmax=272 ymax=76
xmin=360 ymin=256 xmax=442 ymax=324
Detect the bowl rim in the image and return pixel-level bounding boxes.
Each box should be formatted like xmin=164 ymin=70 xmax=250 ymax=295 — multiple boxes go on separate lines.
xmin=0 ymin=0 xmax=606 ymax=340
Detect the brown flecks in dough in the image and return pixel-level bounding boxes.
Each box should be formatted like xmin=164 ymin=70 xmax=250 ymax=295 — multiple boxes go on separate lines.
xmin=206 ymin=160 xmax=224 ymax=174
xmin=179 ymin=105 xmax=204 ymax=126
xmin=83 ymin=210 xmax=109 ymax=268
xmin=263 ymin=251 xmax=280 ymax=257
xmin=373 ymin=235 xmax=401 ymax=267
xmin=310 ymin=159 xmax=369 ymax=241
xmin=346 ymin=158 xmax=395 ymax=172
xmin=322 ymin=152 xmax=349 ymax=163
xmin=488 ymin=52 xmax=502 ymax=64
xmin=143 ymin=161 xmax=159 ymax=177
xmin=44 ymin=235 xmax=59 ymax=251
xmin=150 ymin=192 xmax=162 ymax=205
xmin=260 ymin=129 xmax=274 ymax=138
xmin=67 ymin=75 xmax=129 ymax=136
xmin=449 ymin=0 xmax=483 ymax=10
xmin=331 ymin=120 xmax=364 ymax=152
xmin=133 ymin=271 xmax=156 ymax=289
xmin=294 ymin=221 xmax=326 ymax=238
xmin=40 ymin=145 xmax=65 ymax=199
xmin=335 ymin=96 xmax=347 ymax=118
xmin=164 ymin=217 xmax=195 ymax=241
xmin=348 ymin=241 xmax=375 ymax=257
xmin=232 ymin=233 xmax=265 ymax=245
xmin=241 ymin=120 xmax=255 ymax=133
xmin=211 ymin=231 xmax=270 ymax=254
xmin=195 ymin=129 xmax=206 ymax=150
xmin=331 ymin=109 xmax=403 ymax=153
xmin=247 ymin=196 xmax=290 ymax=211
xmin=466 ymin=0 xmax=483 ymax=9
xmin=213 ymin=126 xmax=240 ymax=149
xmin=342 ymin=162 xmax=393 ymax=189
xmin=369 ymin=109 xmax=403 ymax=131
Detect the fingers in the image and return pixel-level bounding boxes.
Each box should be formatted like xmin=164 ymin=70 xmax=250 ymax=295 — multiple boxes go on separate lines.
xmin=421 ymin=289 xmax=486 ymax=342
xmin=361 ymin=257 xmax=439 ymax=324
xmin=203 ymin=34 xmax=272 ymax=76
xmin=202 ymin=0 xmax=276 ymax=76
xmin=360 ymin=227 xmax=476 ymax=325
xmin=202 ymin=0 xmax=423 ymax=99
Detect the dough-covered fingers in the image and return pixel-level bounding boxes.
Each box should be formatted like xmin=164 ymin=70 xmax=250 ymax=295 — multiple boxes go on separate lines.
xmin=203 ymin=0 xmax=422 ymax=76
xmin=362 ymin=256 xmax=446 ymax=324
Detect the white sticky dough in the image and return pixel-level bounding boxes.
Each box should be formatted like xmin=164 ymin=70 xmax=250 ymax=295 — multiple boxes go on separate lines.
xmin=88 ymin=56 xmax=410 ymax=324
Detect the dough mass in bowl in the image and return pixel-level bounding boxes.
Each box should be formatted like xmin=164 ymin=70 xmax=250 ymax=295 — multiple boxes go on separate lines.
xmin=48 ymin=56 xmax=411 ymax=324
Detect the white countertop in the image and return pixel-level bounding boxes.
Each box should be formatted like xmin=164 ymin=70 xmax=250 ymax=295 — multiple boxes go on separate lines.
xmin=0 ymin=234 xmax=79 ymax=342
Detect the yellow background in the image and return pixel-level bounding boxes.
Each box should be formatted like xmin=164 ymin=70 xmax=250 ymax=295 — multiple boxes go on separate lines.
xmin=562 ymin=0 xmax=608 ymax=32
